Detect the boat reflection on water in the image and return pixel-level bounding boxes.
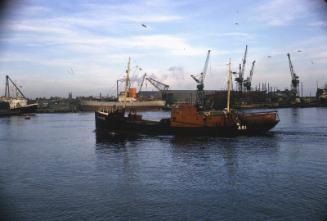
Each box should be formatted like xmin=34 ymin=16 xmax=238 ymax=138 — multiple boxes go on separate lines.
xmin=95 ymin=129 xmax=279 ymax=150
xmin=168 ymin=129 xmax=277 ymax=145
xmin=94 ymin=128 xmax=280 ymax=193
xmin=95 ymin=130 xmax=140 ymax=146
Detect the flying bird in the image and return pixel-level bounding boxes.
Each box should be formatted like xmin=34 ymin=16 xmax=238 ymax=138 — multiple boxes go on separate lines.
xmin=67 ymin=67 xmax=75 ymax=75
xmin=234 ymin=22 xmax=239 ymax=25
xmin=267 ymin=56 xmax=271 ymax=58
xmin=141 ymin=24 xmax=147 ymax=28
xmin=297 ymin=50 xmax=302 ymax=52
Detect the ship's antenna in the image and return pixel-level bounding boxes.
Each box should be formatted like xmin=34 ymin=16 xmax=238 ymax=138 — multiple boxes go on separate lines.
xmin=226 ymin=58 xmax=232 ymax=113
xmin=124 ymin=57 xmax=131 ymax=108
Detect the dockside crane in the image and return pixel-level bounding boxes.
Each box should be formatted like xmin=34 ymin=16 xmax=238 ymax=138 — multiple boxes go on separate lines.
xmin=243 ymin=60 xmax=256 ymax=91
xmin=287 ymin=53 xmax=300 ymax=96
xmin=5 ymin=75 xmax=26 ymax=99
xmin=235 ymin=45 xmax=248 ymax=92
xmin=190 ymin=49 xmax=211 ymax=110
xmin=145 ymin=76 xmax=169 ymax=99
xmin=138 ymin=73 xmax=147 ymax=93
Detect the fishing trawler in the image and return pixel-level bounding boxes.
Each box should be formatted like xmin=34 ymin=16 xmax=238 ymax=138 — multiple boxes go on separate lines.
xmin=95 ymin=54 xmax=279 ymax=136
xmin=0 ymin=75 xmax=38 ymax=117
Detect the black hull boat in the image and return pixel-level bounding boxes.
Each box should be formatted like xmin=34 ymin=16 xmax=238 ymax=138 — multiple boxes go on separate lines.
xmin=11 ymin=103 xmax=38 ymax=114
xmin=95 ymin=107 xmax=279 ymax=136
xmin=0 ymin=103 xmax=38 ymax=117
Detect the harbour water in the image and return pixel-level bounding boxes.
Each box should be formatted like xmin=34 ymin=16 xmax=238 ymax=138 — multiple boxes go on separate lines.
xmin=1 ymin=108 xmax=327 ymax=220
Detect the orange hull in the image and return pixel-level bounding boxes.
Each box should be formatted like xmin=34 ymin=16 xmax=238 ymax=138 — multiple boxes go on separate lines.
xmin=238 ymin=111 xmax=280 ymax=132
xmin=171 ymin=104 xmax=237 ymax=128
xmin=170 ymin=104 xmax=279 ymax=133
xmin=239 ymin=111 xmax=279 ymax=124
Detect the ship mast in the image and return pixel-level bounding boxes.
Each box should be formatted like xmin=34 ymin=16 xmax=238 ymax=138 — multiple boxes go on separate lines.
xmin=124 ymin=57 xmax=131 ymax=107
xmin=226 ymin=59 xmax=232 ymax=113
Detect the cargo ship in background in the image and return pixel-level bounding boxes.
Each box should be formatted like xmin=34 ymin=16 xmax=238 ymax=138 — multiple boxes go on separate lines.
xmin=95 ymin=52 xmax=280 ymax=136
xmin=79 ymin=58 xmax=166 ymax=111
xmin=0 ymin=75 xmax=38 ymax=117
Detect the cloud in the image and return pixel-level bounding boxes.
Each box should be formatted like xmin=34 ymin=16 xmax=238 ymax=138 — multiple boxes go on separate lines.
xmin=1 ymin=0 xmax=196 ymax=57
xmin=3 ymin=0 xmax=184 ymax=35
xmin=2 ymin=16 xmax=207 ymax=56
xmin=253 ymin=0 xmax=306 ymax=26
xmin=211 ymin=32 xmax=254 ymax=39
xmin=72 ymin=0 xmax=184 ymax=27
xmin=308 ymin=20 xmax=327 ymax=28
xmin=6 ymin=22 xmax=70 ymax=34
xmin=164 ymin=66 xmax=187 ymax=81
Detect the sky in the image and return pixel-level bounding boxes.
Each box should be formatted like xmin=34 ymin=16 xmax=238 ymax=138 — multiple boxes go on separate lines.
xmin=0 ymin=0 xmax=326 ymax=98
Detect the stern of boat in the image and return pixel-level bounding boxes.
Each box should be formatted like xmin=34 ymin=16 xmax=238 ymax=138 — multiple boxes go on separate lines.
xmin=239 ymin=111 xmax=280 ymax=133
